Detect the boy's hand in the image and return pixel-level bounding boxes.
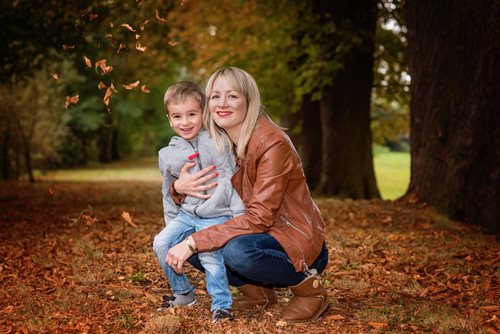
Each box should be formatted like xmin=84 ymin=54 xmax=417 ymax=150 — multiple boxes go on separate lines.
xmin=174 ymin=162 xmax=219 ymax=199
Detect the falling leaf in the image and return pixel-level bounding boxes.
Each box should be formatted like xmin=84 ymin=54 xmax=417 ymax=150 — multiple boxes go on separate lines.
xmin=105 ymin=33 xmax=113 ymax=39
xmin=95 ymin=59 xmax=113 ymax=75
xmin=137 ymin=0 xmax=144 ymax=6
xmin=109 ymin=22 xmax=114 ymax=28
xmin=168 ymin=41 xmax=181 ymax=46
xmin=103 ymin=84 xmax=117 ymax=106
xmin=140 ymin=19 xmax=150 ymax=31
xmin=50 ymin=73 xmax=59 ymax=81
xmin=63 ymin=44 xmax=75 ymax=51
xmin=120 ymin=23 xmax=136 ymax=32
xmin=97 ymin=82 xmax=106 ymax=90
xmin=181 ymin=0 xmax=187 ymax=6
xmin=155 ymin=9 xmax=168 ymax=23
xmin=89 ymin=13 xmax=98 ymax=21
xmin=116 ymin=43 xmax=126 ymax=54
xmin=123 ymin=81 xmax=140 ymax=90
xmin=135 ymin=34 xmax=141 ymax=40
xmin=84 ymin=56 xmax=92 ymax=68
xmin=122 ymin=211 xmax=137 ymax=228
xmin=65 ymin=95 xmax=79 ymax=109
xmin=141 ymin=85 xmax=151 ymax=93
xmin=135 ymin=42 xmax=147 ymax=52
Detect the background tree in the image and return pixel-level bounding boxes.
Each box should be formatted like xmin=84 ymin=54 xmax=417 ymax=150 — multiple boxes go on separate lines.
xmin=406 ymin=0 xmax=499 ymax=233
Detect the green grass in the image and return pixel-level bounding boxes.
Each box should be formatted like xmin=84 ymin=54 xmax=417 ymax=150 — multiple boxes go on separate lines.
xmin=36 ymin=151 xmax=410 ymax=200
xmin=373 ymin=148 xmax=410 ymax=200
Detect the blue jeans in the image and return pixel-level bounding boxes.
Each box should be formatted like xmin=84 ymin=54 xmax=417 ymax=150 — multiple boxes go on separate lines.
xmin=187 ymin=233 xmax=329 ymax=287
xmin=153 ymin=211 xmax=232 ymax=311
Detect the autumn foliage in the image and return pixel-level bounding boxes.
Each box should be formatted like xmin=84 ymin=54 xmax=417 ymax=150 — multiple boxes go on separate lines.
xmin=0 ymin=175 xmax=498 ymax=333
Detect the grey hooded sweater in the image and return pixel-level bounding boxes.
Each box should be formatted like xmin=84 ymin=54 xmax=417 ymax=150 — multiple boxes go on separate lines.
xmin=159 ymin=129 xmax=245 ymax=225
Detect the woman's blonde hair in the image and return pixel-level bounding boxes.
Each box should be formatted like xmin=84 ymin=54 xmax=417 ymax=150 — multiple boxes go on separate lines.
xmin=203 ymin=67 xmax=272 ymax=159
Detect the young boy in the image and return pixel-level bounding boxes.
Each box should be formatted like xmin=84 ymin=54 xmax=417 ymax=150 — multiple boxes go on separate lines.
xmin=152 ymin=81 xmax=244 ymax=323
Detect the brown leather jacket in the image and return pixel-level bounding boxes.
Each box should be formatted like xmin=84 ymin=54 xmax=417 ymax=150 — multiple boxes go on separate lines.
xmin=190 ymin=116 xmax=326 ymax=272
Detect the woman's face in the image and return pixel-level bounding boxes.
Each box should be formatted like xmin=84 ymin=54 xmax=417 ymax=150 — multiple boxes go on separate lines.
xmin=208 ymin=77 xmax=248 ymax=142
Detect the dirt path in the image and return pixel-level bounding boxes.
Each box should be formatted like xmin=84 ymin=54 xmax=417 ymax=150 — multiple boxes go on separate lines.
xmin=0 ymin=181 xmax=498 ymax=333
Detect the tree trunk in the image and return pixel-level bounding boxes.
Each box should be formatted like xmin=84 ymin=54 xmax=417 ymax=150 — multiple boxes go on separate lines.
xmin=2 ymin=122 xmax=11 ymax=181
xmin=299 ymin=94 xmax=322 ymax=191
xmin=316 ymin=0 xmax=380 ymax=199
xmin=406 ymin=0 xmax=500 ymax=233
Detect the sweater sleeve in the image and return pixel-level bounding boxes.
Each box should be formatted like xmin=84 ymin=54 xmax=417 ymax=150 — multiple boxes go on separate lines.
xmin=191 ymin=137 xmax=293 ymax=251
xmin=159 ymin=152 xmax=180 ymax=225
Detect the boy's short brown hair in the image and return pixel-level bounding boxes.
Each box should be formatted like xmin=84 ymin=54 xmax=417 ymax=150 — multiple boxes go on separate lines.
xmin=163 ymin=81 xmax=205 ymax=115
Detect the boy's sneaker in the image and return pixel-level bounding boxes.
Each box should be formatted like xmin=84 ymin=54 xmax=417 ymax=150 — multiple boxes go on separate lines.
xmin=159 ymin=291 xmax=196 ymax=309
xmin=211 ymin=309 xmax=235 ymax=323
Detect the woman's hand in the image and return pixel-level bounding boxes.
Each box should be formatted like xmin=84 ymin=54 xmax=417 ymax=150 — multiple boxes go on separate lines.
xmin=174 ymin=162 xmax=219 ymax=199
xmin=165 ymin=237 xmax=197 ymax=274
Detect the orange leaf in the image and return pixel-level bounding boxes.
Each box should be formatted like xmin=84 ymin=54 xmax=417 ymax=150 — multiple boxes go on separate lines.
xmin=65 ymin=95 xmax=79 ymax=109
xmin=105 ymin=33 xmax=113 ymax=39
xmin=123 ymin=81 xmax=140 ymax=90
xmin=137 ymin=0 xmax=144 ymax=7
xmin=135 ymin=42 xmax=147 ymax=52
xmin=135 ymin=34 xmax=141 ymax=40
xmin=83 ymin=56 xmax=92 ymax=68
xmin=168 ymin=41 xmax=181 ymax=46
xmin=116 ymin=43 xmax=126 ymax=54
xmin=181 ymin=0 xmax=187 ymax=6
xmin=89 ymin=13 xmax=98 ymax=21
xmin=140 ymin=19 xmax=150 ymax=31
xmin=120 ymin=23 xmax=136 ymax=32
xmin=95 ymin=59 xmax=113 ymax=75
xmin=50 ymin=73 xmax=59 ymax=81
xmin=97 ymin=82 xmax=106 ymax=90
xmin=63 ymin=44 xmax=75 ymax=51
xmin=368 ymin=322 xmax=388 ymax=329
xmin=155 ymin=9 xmax=168 ymax=23
xmin=327 ymin=314 xmax=345 ymax=321
xmin=141 ymin=85 xmax=151 ymax=93
xmin=122 ymin=211 xmax=137 ymax=228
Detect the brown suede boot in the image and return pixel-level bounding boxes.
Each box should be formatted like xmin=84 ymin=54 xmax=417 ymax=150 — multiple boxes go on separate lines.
xmin=233 ymin=284 xmax=278 ymax=310
xmin=281 ymin=274 xmax=329 ymax=322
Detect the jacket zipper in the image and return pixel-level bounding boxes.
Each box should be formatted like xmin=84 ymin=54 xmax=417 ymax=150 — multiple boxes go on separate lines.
xmin=280 ymin=215 xmax=311 ymax=240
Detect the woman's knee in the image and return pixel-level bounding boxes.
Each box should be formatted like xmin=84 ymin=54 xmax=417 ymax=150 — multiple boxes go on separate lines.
xmin=222 ymin=237 xmax=255 ymax=272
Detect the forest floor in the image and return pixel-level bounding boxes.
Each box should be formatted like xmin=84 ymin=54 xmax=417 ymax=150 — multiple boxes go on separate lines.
xmin=0 ymin=176 xmax=498 ymax=333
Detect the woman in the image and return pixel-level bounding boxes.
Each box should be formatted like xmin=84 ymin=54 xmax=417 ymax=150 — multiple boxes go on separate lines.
xmin=165 ymin=67 xmax=329 ymax=322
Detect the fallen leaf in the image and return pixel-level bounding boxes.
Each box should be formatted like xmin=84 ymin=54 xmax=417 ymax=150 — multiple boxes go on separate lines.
xmin=135 ymin=42 xmax=147 ymax=52
xmin=368 ymin=322 xmax=388 ymax=329
xmin=50 ymin=73 xmax=59 ymax=81
xmin=141 ymin=85 xmax=151 ymax=93
xmin=63 ymin=44 xmax=75 ymax=51
xmin=123 ymin=81 xmax=140 ymax=90
xmin=155 ymin=9 xmax=168 ymax=23
xmin=168 ymin=41 xmax=181 ymax=46
xmin=480 ymin=306 xmax=500 ymax=311
xmin=84 ymin=56 xmax=92 ymax=68
xmin=276 ymin=320 xmax=287 ymax=327
xmin=65 ymin=95 xmax=79 ymax=109
xmin=120 ymin=23 xmax=136 ymax=32
xmin=327 ymin=314 xmax=345 ymax=321
xmin=122 ymin=211 xmax=137 ymax=227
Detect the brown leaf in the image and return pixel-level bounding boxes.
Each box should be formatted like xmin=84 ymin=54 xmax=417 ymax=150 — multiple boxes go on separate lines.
xmin=83 ymin=56 xmax=92 ymax=68
xmin=135 ymin=34 xmax=141 ymax=40
xmin=89 ymin=13 xmax=98 ymax=21
xmin=155 ymin=9 xmax=168 ymax=23
xmin=140 ymin=19 xmax=150 ymax=31
xmin=120 ymin=23 xmax=136 ymax=32
xmin=95 ymin=59 xmax=113 ymax=75
xmin=137 ymin=0 xmax=144 ymax=7
xmin=181 ymin=0 xmax=187 ymax=6
xmin=327 ymin=314 xmax=345 ymax=321
xmin=65 ymin=95 xmax=79 ymax=109
xmin=135 ymin=42 xmax=147 ymax=52
xmin=480 ymin=306 xmax=500 ymax=311
xmin=123 ymin=81 xmax=140 ymax=90
xmin=50 ymin=73 xmax=59 ymax=81
xmin=97 ymin=82 xmax=106 ymax=90
xmin=122 ymin=211 xmax=137 ymax=227
xmin=168 ymin=41 xmax=181 ymax=46
xmin=368 ymin=322 xmax=388 ymax=329
xmin=141 ymin=85 xmax=151 ymax=93
xmin=63 ymin=44 xmax=75 ymax=51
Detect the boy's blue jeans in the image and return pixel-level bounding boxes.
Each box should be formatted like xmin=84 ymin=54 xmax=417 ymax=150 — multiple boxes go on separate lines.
xmin=153 ymin=210 xmax=232 ymax=311
xmin=187 ymin=234 xmax=329 ymax=287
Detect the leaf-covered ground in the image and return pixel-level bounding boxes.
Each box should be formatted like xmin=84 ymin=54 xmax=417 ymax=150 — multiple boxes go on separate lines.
xmin=0 ymin=180 xmax=498 ymax=333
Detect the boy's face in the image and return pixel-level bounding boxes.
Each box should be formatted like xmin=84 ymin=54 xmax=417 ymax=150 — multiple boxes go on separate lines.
xmin=167 ymin=98 xmax=203 ymax=141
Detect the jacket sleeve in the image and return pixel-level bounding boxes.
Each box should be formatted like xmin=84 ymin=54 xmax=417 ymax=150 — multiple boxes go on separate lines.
xmin=192 ymin=137 xmax=293 ymax=252
xmin=159 ymin=153 xmax=180 ymax=225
